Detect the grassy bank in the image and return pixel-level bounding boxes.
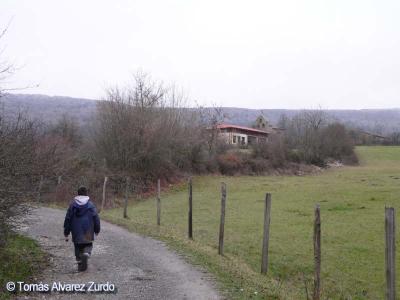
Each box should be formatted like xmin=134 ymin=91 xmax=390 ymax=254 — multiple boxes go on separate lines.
xmin=0 ymin=234 xmax=47 ymax=299
xmin=103 ymin=146 xmax=400 ymax=299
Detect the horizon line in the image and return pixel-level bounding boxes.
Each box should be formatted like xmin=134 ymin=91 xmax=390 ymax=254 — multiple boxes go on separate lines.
xmin=3 ymin=92 xmax=400 ymax=111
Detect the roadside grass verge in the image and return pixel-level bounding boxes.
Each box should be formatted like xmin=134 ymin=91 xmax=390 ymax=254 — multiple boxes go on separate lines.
xmin=102 ymin=146 xmax=400 ymax=299
xmin=0 ymin=234 xmax=47 ymax=299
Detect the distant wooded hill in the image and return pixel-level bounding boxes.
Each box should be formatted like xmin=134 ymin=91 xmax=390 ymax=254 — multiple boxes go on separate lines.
xmin=2 ymin=93 xmax=400 ymax=134
xmin=1 ymin=93 xmax=97 ymax=125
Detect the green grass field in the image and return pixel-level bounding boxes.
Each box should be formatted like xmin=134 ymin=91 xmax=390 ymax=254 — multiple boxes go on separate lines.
xmin=103 ymin=146 xmax=400 ymax=299
xmin=0 ymin=234 xmax=47 ymax=299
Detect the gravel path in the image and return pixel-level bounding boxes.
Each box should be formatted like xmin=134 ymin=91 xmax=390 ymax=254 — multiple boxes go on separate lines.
xmin=16 ymin=207 xmax=221 ymax=299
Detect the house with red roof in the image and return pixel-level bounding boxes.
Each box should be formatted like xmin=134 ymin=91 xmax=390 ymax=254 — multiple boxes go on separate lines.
xmin=216 ymin=116 xmax=282 ymax=146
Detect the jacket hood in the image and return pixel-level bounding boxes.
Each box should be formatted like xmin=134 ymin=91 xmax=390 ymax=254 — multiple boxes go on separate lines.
xmin=74 ymin=195 xmax=90 ymax=206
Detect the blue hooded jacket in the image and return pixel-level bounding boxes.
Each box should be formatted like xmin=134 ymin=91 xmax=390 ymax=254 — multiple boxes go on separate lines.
xmin=63 ymin=196 xmax=100 ymax=244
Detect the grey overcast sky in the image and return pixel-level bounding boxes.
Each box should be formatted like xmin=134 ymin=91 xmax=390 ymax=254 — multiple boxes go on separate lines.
xmin=1 ymin=0 xmax=400 ymax=109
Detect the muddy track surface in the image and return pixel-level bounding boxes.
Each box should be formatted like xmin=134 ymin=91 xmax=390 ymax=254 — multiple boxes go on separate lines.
xmin=16 ymin=207 xmax=221 ymax=299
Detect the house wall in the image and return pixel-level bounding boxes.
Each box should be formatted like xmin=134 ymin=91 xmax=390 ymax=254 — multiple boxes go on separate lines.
xmin=218 ymin=131 xmax=248 ymax=145
xmin=218 ymin=131 xmax=232 ymax=144
xmin=218 ymin=128 xmax=270 ymax=146
xmin=231 ymin=133 xmax=248 ymax=145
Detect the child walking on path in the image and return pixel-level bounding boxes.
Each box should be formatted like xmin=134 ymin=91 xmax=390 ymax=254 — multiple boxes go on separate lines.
xmin=64 ymin=186 xmax=101 ymax=271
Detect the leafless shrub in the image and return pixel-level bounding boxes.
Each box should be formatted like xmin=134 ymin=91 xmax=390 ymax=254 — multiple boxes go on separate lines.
xmin=252 ymin=134 xmax=288 ymax=168
xmin=92 ymin=72 xmax=204 ymax=182
xmin=320 ymin=123 xmax=354 ymax=159
xmin=217 ymin=153 xmax=244 ymax=175
xmin=0 ymin=111 xmax=40 ymax=247
xmin=284 ymin=110 xmax=356 ymax=165
xmin=49 ymin=114 xmax=82 ymax=147
xmin=0 ymin=25 xmax=42 ymax=247
xmin=389 ymin=132 xmax=400 ymax=145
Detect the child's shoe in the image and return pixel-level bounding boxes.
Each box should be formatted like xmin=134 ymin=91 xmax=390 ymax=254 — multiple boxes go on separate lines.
xmin=79 ymin=253 xmax=90 ymax=271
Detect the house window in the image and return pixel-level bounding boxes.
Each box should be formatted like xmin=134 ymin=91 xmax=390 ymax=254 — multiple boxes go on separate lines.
xmin=233 ymin=136 xmax=236 ymax=143
xmin=242 ymin=137 xmax=245 ymax=144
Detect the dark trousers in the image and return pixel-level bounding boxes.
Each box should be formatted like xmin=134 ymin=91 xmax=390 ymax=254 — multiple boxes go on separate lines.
xmin=74 ymin=243 xmax=93 ymax=261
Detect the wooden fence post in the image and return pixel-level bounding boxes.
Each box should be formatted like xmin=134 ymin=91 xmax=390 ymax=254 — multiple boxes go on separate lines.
xmin=261 ymin=193 xmax=272 ymax=274
xmin=37 ymin=175 xmax=44 ymax=202
xmin=188 ymin=177 xmax=193 ymax=239
xmin=103 ymin=158 xmax=107 ymax=170
xmin=313 ymin=204 xmax=321 ymax=300
xmin=385 ymin=207 xmax=396 ymax=300
xmin=157 ymin=179 xmax=161 ymax=226
xmin=123 ymin=177 xmax=130 ymax=219
xmin=218 ymin=182 xmax=227 ymax=255
xmin=100 ymin=176 xmax=108 ymax=212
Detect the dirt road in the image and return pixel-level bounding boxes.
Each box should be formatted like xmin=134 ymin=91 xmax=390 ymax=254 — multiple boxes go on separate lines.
xmin=17 ymin=207 xmax=221 ymax=299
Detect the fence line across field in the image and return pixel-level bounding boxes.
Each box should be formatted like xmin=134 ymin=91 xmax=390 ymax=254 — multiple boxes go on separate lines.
xmin=36 ymin=174 xmax=397 ymax=299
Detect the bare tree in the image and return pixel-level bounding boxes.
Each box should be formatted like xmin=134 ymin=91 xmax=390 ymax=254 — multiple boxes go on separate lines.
xmin=0 ymin=23 xmax=46 ymax=247
xmin=0 ymin=111 xmax=40 ymax=247
xmin=0 ymin=20 xmax=38 ymax=97
xmin=284 ymin=110 xmax=355 ymax=165
xmin=389 ymin=132 xmax=400 ymax=145
xmin=0 ymin=22 xmax=17 ymax=97
xmin=92 ymin=72 xmax=204 ymax=182
xmin=198 ymin=105 xmax=227 ymax=156
xmin=320 ymin=123 xmax=354 ymax=159
xmin=49 ymin=114 xmax=82 ymax=147
xmin=277 ymin=113 xmax=290 ymax=130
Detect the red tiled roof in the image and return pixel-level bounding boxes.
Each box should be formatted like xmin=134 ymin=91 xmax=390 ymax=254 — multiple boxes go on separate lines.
xmin=216 ymin=123 xmax=270 ymax=134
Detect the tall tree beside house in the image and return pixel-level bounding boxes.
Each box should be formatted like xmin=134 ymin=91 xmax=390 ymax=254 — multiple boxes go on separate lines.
xmin=199 ymin=106 xmax=228 ymax=155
